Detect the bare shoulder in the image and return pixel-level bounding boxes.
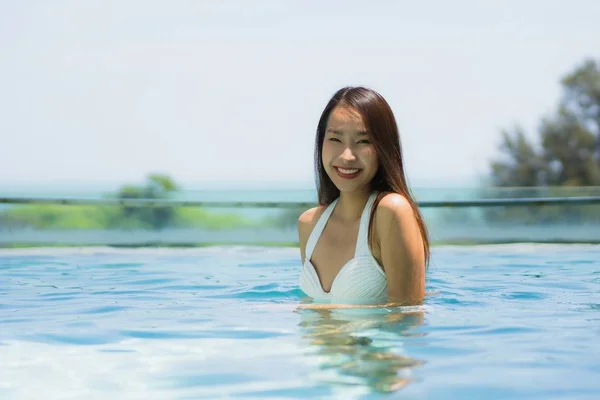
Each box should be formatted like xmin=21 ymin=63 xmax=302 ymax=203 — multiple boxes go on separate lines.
xmin=373 ymin=193 xmax=426 ymax=303
xmin=298 ymin=205 xmax=325 ymax=224
xmin=297 ymin=206 xmax=326 ymax=259
xmin=375 ymin=193 xmax=417 ymax=227
xmin=373 ymin=192 xmax=422 ymax=246
xmin=298 ymin=206 xmax=326 ymax=237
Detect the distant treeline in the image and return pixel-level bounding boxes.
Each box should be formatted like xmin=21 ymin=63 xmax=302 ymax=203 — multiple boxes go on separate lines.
xmin=0 ymin=174 xmax=256 ymax=230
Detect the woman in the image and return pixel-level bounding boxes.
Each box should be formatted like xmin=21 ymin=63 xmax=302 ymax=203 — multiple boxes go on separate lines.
xmin=298 ymin=86 xmax=430 ymax=307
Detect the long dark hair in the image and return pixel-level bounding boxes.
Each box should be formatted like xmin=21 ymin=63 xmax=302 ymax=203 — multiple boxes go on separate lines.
xmin=314 ymin=86 xmax=430 ymax=266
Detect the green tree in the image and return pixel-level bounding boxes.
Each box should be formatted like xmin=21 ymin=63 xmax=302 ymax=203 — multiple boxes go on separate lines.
xmin=487 ymin=58 xmax=600 ymax=224
xmin=113 ymin=173 xmax=180 ymax=229
xmin=490 ymin=125 xmax=547 ymax=187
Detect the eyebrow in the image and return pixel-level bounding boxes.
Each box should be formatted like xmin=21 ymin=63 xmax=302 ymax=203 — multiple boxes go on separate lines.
xmin=327 ymin=128 xmax=369 ymax=136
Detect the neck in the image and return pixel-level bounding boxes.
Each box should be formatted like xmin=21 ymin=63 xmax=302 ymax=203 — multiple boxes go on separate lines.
xmin=335 ymin=188 xmax=372 ymax=221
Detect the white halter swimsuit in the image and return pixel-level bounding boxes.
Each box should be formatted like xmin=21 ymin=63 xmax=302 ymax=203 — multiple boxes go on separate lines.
xmin=299 ymin=192 xmax=388 ymax=304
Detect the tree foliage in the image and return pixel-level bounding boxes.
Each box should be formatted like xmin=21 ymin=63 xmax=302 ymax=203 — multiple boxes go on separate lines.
xmin=113 ymin=173 xmax=180 ymax=229
xmin=487 ymin=58 xmax=600 ymax=223
xmin=0 ymin=174 xmax=253 ymax=230
xmin=491 ymin=59 xmax=600 ymax=188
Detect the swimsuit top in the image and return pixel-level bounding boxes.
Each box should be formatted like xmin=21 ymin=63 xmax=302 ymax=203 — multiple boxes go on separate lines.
xmin=299 ymin=192 xmax=388 ymax=304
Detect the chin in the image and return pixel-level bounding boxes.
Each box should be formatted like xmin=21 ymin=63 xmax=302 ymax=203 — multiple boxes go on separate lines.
xmin=331 ymin=179 xmax=371 ymax=194
xmin=326 ymin=171 xmax=371 ymax=193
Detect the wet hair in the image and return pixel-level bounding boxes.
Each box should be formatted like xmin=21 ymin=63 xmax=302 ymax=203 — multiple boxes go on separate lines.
xmin=314 ymin=86 xmax=430 ymax=266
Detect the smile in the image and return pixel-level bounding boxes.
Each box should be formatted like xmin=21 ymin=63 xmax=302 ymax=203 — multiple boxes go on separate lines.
xmin=334 ymin=167 xmax=361 ymax=179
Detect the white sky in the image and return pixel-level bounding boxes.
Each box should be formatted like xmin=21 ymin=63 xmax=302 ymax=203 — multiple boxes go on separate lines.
xmin=1 ymin=0 xmax=599 ymax=189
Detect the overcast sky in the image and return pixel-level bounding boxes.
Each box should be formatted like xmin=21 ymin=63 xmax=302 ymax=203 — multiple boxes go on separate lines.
xmin=1 ymin=0 xmax=599 ymax=189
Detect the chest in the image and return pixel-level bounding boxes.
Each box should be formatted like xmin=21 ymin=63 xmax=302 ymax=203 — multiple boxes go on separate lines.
xmin=309 ymin=220 xmax=360 ymax=292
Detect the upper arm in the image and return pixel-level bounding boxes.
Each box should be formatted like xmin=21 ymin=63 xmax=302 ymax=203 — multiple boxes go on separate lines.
xmin=297 ymin=206 xmax=323 ymax=263
xmin=375 ymin=193 xmax=425 ymax=305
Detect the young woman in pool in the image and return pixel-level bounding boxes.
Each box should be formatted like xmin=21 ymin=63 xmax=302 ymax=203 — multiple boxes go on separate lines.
xmin=297 ymin=86 xmax=430 ymax=308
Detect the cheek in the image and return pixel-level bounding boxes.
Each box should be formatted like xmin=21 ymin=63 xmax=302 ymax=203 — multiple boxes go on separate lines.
xmin=321 ymin=141 xmax=334 ymax=160
xmin=361 ymin=147 xmax=379 ymax=169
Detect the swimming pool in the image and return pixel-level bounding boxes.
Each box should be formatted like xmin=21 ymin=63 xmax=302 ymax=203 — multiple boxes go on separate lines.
xmin=1 ymin=244 xmax=599 ymax=399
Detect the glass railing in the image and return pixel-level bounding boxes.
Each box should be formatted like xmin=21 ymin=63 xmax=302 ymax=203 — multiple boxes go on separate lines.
xmin=1 ymin=186 xmax=600 ymax=247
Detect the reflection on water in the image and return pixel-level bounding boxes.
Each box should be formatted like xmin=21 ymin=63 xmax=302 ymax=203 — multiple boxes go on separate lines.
xmin=296 ymin=307 xmax=426 ymax=393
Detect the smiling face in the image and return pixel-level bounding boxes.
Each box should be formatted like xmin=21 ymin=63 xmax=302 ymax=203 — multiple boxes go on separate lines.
xmin=321 ymin=106 xmax=379 ymax=194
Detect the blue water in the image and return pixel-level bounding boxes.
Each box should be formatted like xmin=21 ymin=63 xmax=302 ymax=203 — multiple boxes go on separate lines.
xmin=1 ymin=244 xmax=600 ymax=399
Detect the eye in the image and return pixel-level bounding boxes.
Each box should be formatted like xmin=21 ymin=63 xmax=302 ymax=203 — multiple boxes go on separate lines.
xmin=357 ymin=139 xmax=371 ymax=144
xmin=328 ymin=137 xmax=342 ymax=143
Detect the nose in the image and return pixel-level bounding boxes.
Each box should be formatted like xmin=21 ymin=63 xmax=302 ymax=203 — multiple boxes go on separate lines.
xmin=339 ymin=146 xmax=356 ymax=163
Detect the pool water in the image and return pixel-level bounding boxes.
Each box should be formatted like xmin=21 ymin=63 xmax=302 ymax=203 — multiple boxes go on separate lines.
xmin=1 ymin=244 xmax=599 ymax=399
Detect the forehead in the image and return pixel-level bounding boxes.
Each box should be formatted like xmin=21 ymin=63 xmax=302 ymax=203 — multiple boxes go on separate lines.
xmin=326 ymin=106 xmax=366 ymax=131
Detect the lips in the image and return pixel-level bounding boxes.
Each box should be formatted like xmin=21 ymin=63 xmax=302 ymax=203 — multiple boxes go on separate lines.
xmin=334 ymin=166 xmax=361 ymax=179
